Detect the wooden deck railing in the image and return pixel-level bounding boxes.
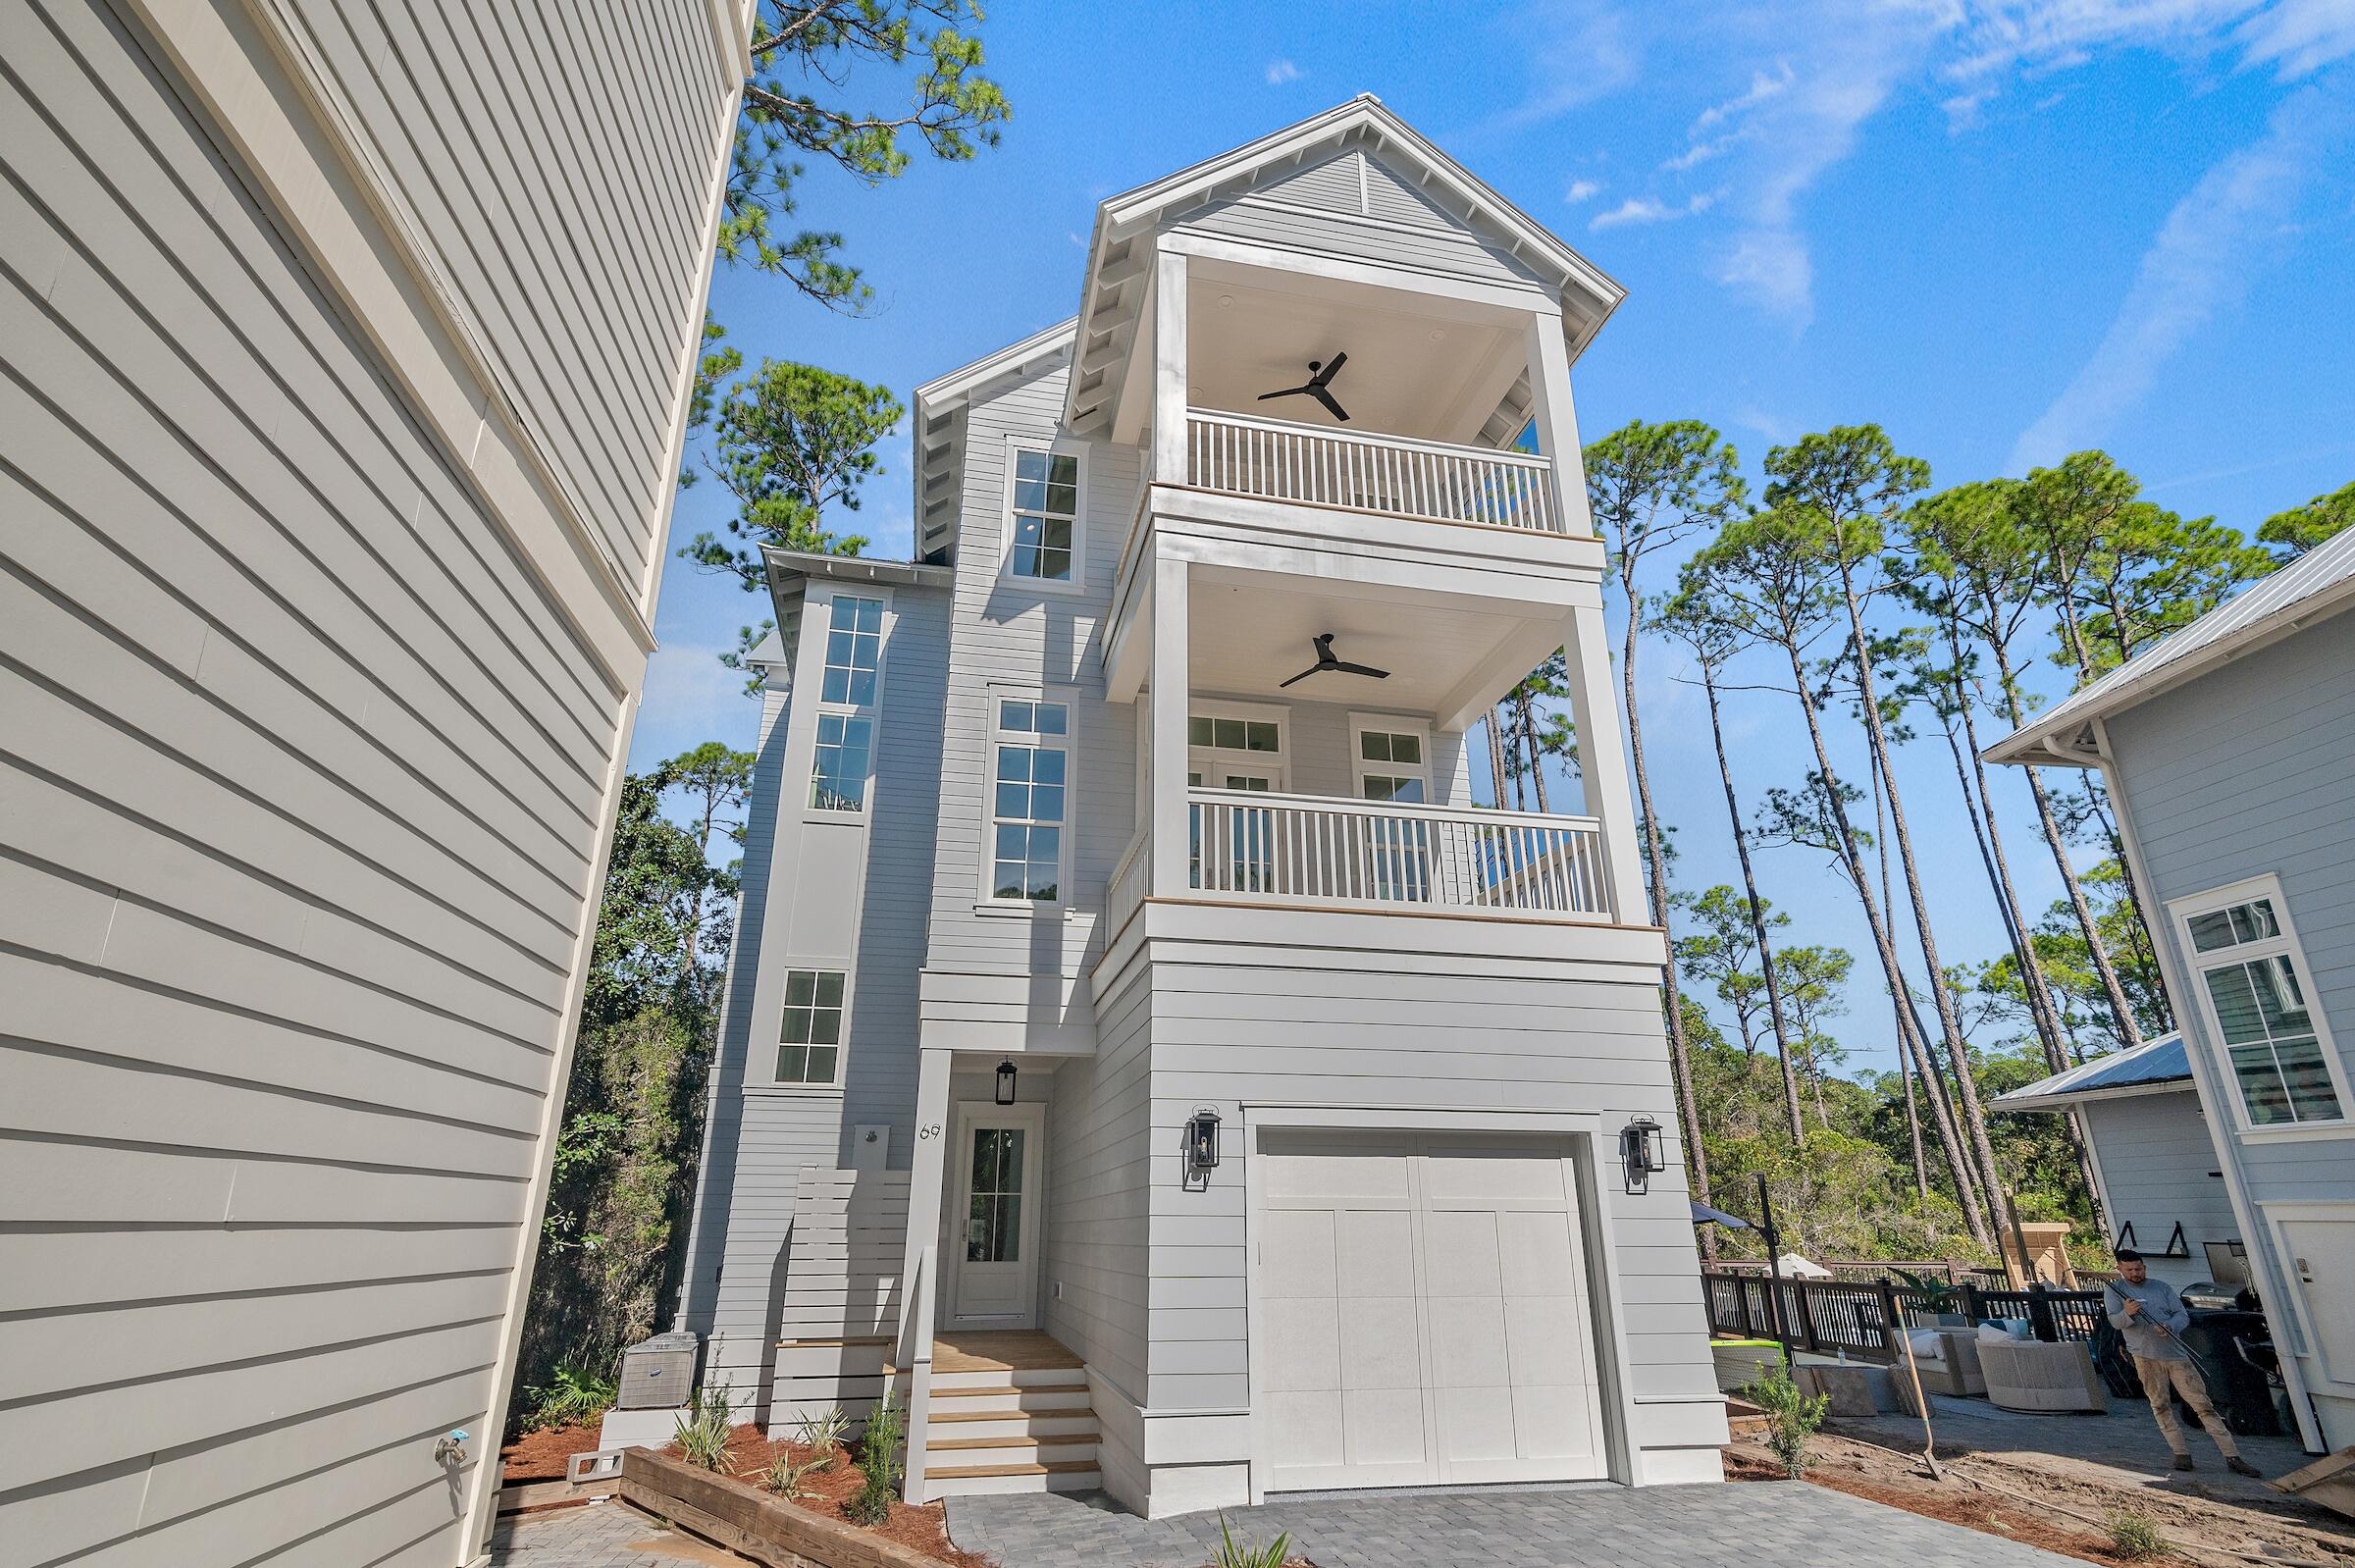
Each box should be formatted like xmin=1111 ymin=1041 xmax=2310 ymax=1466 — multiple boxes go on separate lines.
xmin=1188 ymin=788 xmax=1609 ymax=918
xmin=1701 ymin=1269 xmax=2110 ymax=1362
xmin=1185 ymin=408 xmax=1560 ymax=532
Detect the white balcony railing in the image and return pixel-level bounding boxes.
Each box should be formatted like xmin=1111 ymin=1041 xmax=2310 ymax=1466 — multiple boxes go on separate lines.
xmin=1185 ymin=408 xmax=1560 ymax=533
xmin=1188 ymin=789 xmax=1608 ymax=918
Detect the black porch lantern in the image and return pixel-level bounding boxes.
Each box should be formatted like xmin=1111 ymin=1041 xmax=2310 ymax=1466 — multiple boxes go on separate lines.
xmin=1620 ymin=1115 xmax=1666 ymax=1194
xmin=1182 ymin=1108 xmax=1222 ymax=1191
xmin=993 ymin=1059 xmax=1018 ymax=1107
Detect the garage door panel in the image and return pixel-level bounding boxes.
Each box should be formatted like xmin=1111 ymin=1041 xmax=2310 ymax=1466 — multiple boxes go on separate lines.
xmin=1511 ymin=1383 xmax=1599 ymax=1461
xmin=1340 ymin=1294 xmax=1424 ymax=1389
xmin=1263 ymin=1140 xmax=1413 ymax=1202
xmin=1504 ymin=1295 xmax=1587 ymax=1385
xmin=1423 ymin=1144 xmax=1566 ymax=1203
xmin=1342 ymin=1386 xmax=1429 ymax=1467
xmin=1267 ymin=1389 xmax=1344 ymax=1468
xmin=1432 ymin=1294 xmax=1509 ymax=1386
xmin=1422 ymin=1208 xmax=1503 ymax=1296
xmin=1263 ymin=1297 xmax=1341 ymax=1391
xmin=1499 ymin=1209 xmax=1580 ymax=1296
xmin=1336 ymin=1208 xmax=1416 ymax=1298
xmin=1261 ymin=1210 xmax=1335 ymax=1300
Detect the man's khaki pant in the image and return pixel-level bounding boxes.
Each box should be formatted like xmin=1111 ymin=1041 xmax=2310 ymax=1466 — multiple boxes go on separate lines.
xmin=2133 ymin=1353 xmax=2239 ymax=1458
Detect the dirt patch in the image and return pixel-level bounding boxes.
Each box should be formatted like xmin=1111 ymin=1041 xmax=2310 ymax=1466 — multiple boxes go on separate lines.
xmin=657 ymin=1424 xmax=994 ymax=1568
xmin=499 ymin=1421 xmax=606 ymax=1484
xmin=1726 ymin=1432 xmax=2355 ymax=1568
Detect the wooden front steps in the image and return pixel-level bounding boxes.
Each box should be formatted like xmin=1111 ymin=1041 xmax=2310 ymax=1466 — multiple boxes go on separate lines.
xmin=919 ymin=1331 xmax=1099 ymax=1497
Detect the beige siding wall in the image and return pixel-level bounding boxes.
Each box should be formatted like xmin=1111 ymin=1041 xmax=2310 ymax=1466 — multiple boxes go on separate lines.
xmin=0 ymin=2 xmax=741 ymax=1563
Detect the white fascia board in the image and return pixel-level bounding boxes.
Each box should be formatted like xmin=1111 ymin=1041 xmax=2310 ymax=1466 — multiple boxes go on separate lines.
xmin=914 ymin=317 xmax=1078 ymax=414
xmin=1990 ymin=1078 xmax=2199 ymax=1114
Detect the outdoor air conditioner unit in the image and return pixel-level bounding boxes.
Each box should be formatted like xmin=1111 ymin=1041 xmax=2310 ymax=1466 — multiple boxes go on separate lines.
xmin=616 ymin=1331 xmax=700 ymax=1409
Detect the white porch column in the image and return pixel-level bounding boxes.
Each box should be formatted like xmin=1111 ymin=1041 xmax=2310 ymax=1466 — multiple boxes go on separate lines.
xmin=1524 ymin=311 xmax=1594 ymax=535
xmin=1563 ymin=604 xmax=1645 ymax=923
xmin=1148 ymin=552 xmax=1190 ymax=898
xmin=897 ymin=1046 xmax=954 ymax=1498
xmin=1152 ymin=245 xmax=1188 ymax=485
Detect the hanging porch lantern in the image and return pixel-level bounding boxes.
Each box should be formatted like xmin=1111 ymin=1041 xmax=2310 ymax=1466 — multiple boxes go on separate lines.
xmin=994 ymin=1058 xmax=1018 ymax=1106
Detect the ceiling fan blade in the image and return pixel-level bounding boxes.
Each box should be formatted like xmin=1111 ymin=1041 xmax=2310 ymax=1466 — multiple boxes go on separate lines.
xmin=1308 ymin=385 xmax=1349 ymax=422
xmin=1256 ymin=385 xmax=1311 ymax=402
xmin=1277 ymin=663 xmax=1327 ymax=688
xmin=1310 ymin=350 xmax=1347 ymax=387
xmin=1332 ymin=660 xmax=1390 ymax=679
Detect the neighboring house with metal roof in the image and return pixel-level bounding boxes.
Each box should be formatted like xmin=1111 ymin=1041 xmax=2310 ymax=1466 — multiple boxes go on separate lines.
xmin=1983 ymin=525 xmax=2355 ymax=1455
xmin=1991 ymin=1036 xmax=2239 ymax=1295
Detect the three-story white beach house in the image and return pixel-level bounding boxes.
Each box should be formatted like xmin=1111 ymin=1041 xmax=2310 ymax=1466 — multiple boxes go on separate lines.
xmin=674 ymin=97 xmax=1726 ymax=1517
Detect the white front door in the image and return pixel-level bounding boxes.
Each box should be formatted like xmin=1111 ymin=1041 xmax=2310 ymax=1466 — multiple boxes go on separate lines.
xmin=951 ymin=1103 xmax=1043 ymax=1325
xmin=1256 ymin=1130 xmax=1607 ymax=1492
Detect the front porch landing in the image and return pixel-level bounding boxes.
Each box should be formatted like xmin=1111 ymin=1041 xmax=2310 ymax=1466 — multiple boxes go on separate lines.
xmin=933 ymin=1329 xmax=1084 ymax=1376
xmin=910 ymin=1329 xmax=1100 ymax=1500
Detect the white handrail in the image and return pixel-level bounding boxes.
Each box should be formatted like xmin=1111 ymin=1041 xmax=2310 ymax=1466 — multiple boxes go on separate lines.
xmin=1187 ymin=788 xmax=1610 ymax=918
xmin=1106 ymin=825 xmax=1150 ymax=935
xmin=1185 ymin=407 xmax=1561 ymax=533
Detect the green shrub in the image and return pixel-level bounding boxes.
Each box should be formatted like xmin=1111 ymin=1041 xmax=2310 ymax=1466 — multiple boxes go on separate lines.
xmin=760 ymin=1449 xmax=829 ymax=1500
xmin=521 ymin=1364 xmax=618 ymax=1432
xmin=793 ymin=1404 xmax=851 ymax=1467
xmin=673 ymin=1383 xmax=734 ymax=1472
xmin=1212 ymin=1512 xmax=1292 ymax=1568
xmin=845 ymin=1391 xmax=903 ymax=1526
xmin=1745 ymin=1367 xmax=1832 ymax=1478
xmin=2106 ymin=1507 xmax=2169 ymax=1560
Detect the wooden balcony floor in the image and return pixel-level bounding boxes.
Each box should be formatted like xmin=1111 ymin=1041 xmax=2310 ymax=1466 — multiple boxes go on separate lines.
xmin=931 ymin=1329 xmax=1083 ymax=1376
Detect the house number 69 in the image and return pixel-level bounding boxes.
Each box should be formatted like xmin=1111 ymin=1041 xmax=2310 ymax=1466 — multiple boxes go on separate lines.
xmin=917 ymin=1124 xmax=942 ymax=1140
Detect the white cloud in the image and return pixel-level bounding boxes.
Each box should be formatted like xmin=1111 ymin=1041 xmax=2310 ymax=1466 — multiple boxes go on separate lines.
xmin=1566 ymin=177 xmax=1605 ymax=203
xmin=1733 ymin=402 xmax=1801 ymax=445
xmin=1265 ymin=58 xmax=1301 ymax=85
xmin=2009 ymin=78 xmax=2354 ymax=471
xmin=2237 ymin=0 xmax=2355 ymax=75
xmin=1590 ymin=190 xmax=1717 ymax=229
xmin=1941 ymin=86 xmax=1999 ymax=130
xmin=1694 ymin=61 xmax=1797 ymax=130
xmin=1476 ymin=0 xmax=1641 ymax=132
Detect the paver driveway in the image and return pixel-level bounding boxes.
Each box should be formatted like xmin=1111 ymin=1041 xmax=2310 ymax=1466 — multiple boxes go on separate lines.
xmin=946 ymin=1482 xmax=2084 ymax=1568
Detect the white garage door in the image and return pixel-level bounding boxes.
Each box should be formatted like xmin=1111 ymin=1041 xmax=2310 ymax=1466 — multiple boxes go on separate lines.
xmin=1256 ymin=1130 xmax=1607 ymax=1491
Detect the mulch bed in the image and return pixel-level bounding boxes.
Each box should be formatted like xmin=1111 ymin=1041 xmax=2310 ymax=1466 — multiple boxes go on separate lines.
xmin=498 ymin=1421 xmax=607 ymax=1484
xmin=678 ymin=1423 xmax=995 ymax=1568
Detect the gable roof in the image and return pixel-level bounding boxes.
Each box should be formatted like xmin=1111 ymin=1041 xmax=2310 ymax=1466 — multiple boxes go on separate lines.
xmin=909 ymin=319 xmax=1076 ymax=563
xmin=1989 ymin=1034 xmax=2191 ymax=1111
xmin=1984 ymin=526 xmax=2355 ymax=767
xmin=1064 ymin=94 xmax=1625 ymax=436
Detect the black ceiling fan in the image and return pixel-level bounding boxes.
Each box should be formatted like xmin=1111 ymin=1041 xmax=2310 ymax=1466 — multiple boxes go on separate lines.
xmin=1256 ymin=351 xmax=1350 ymax=422
xmin=1280 ymin=633 xmax=1390 ymax=688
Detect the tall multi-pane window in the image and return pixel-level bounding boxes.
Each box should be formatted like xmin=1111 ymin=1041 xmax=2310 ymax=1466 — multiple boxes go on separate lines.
xmin=2176 ymin=889 xmax=2346 ymax=1127
xmin=811 ymin=595 xmax=883 ymax=811
xmin=1355 ymin=728 xmax=1427 ymax=803
xmin=990 ymin=698 xmax=1069 ymax=902
xmin=1007 ymin=449 xmax=1079 ymax=583
xmin=776 ymin=968 xmax=845 ymax=1086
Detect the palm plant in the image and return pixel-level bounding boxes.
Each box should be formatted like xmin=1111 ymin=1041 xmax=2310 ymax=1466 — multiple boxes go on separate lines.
xmin=1213 ymin=1513 xmax=1293 ymax=1568
xmin=673 ymin=1383 xmax=734 ymax=1471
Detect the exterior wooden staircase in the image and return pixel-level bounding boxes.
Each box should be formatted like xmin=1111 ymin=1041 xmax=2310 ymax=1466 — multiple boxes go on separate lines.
xmin=917 ymin=1332 xmax=1099 ymax=1496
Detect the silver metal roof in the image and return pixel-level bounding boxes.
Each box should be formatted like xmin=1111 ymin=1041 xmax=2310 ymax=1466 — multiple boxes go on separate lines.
xmin=1990 ymin=1033 xmax=2191 ymax=1110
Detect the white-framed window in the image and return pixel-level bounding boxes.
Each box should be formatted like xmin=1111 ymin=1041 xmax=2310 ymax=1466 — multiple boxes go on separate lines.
xmin=986 ymin=694 xmax=1072 ymax=905
xmin=1186 ymin=701 xmax=1287 ymax=792
xmin=809 ymin=592 xmax=886 ymax=813
xmin=2170 ymin=878 xmax=2348 ymax=1133
xmin=1002 ymin=442 xmax=1085 ymax=590
xmin=773 ymin=967 xmax=848 ymax=1087
xmin=1350 ymin=714 xmax=1432 ymax=804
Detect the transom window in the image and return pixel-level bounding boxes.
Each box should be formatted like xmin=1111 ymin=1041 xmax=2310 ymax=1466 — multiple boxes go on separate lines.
xmin=810 ymin=595 xmax=884 ymax=812
xmin=2175 ymin=889 xmax=2345 ymax=1129
xmin=1007 ymin=449 xmax=1079 ymax=582
xmin=1186 ymin=706 xmax=1286 ymax=793
xmin=776 ymin=968 xmax=845 ymax=1086
xmin=990 ymin=698 xmax=1069 ymax=903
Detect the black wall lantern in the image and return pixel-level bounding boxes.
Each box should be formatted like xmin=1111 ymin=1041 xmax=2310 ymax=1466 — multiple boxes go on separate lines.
xmin=994 ymin=1059 xmax=1018 ymax=1107
xmin=1182 ymin=1108 xmax=1222 ymax=1192
xmin=1620 ymin=1114 xmax=1666 ymax=1194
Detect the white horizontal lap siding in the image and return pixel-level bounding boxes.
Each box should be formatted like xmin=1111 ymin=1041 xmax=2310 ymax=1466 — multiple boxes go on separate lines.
xmin=2104 ymin=611 xmax=2355 ymax=1207
xmin=1139 ymin=947 xmax=1715 ymax=1421
xmin=2078 ymin=1094 xmax=2236 ymax=1290
xmin=1046 ymin=958 xmax=1155 ymax=1406
xmin=0 ymin=3 xmax=733 ymax=1564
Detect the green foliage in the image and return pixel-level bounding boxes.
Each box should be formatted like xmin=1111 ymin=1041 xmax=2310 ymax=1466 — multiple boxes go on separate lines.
xmin=846 ymin=1391 xmax=904 ymax=1525
xmin=1213 ymin=1513 xmax=1293 ymax=1568
xmin=1892 ymin=1268 xmax=1960 ymax=1314
xmin=1744 ymin=1366 xmax=1831 ymax=1478
xmin=683 ymin=360 xmax=899 ymax=589
xmin=2257 ymin=479 xmax=2355 ymax=561
xmin=521 ymin=1364 xmax=619 ymax=1433
xmin=761 ymin=1447 xmax=831 ymax=1499
xmin=795 ymin=1403 xmax=852 ymax=1460
xmin=722 ymin=1 xmax=1008 ymax=309
xmin=2106 ymin=1506 xmax=2170 ymax=1559
xmin=675 ymin=1384 xmax=735 ymax=1472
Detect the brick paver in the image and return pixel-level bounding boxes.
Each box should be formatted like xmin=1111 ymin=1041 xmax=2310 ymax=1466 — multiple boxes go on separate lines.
xmin=945 ymin=1481 xmax=2084 ymax=1568
xmin=489 ymin=1500 xmax=745 ymax=1566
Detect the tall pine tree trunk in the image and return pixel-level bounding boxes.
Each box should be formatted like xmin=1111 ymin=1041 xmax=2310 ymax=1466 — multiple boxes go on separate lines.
xmin=1835 ymin=568 xmax=2012 ymax=1240
xmin=1900 ymin=1055 xmax=1929 ymax=1203
xmin=1873 ymin=740 xmax=1969 ymax=1220
xmin=1619 ymin=601 xmax=1709 ymax=1230
xmin=1700 ymin=661 xmax=1806 ymax=1140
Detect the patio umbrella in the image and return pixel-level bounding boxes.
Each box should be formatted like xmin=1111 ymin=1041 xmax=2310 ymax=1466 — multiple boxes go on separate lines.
xmin=1689 ymin=1200 xmax=1752 ymax=1229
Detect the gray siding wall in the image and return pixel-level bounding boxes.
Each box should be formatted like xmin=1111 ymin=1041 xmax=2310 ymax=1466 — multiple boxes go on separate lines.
xmin=2078 ymin=1092 xmax=2238 ymax=1293
xmin=2105 ymin=608 xmax=2355 ymax=1437
xmin=1043 ymin=960 xmax=1154 ymax=1407
xmin=0 ymin=3 xmax=732 ymax=1563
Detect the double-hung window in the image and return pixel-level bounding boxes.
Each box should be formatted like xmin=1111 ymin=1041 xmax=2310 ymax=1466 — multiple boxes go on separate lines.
xmin=811 ymin=594 xmax=884 ymax=812
xmin=1006 ymin=446 xmax=1081 ymax=586
xmin=1353 ymin=723 xmax=1429 ymax=804
xmin=989 ymin=697 xmax=1070 ymax=904
xmin=2172 ymin=881 xmax=2347 ymax=1130
xmin=775 ymin=967 xmax=846 ymax=1087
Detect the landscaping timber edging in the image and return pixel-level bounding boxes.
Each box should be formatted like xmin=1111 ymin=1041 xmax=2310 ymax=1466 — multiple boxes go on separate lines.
xmin=616 ymin=1448 xmax=942 ymax=1568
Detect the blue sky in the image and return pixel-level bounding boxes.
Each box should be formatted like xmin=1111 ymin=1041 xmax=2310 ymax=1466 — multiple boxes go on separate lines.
xmin=635 ymin=0 xmax=2355 ymax=1078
